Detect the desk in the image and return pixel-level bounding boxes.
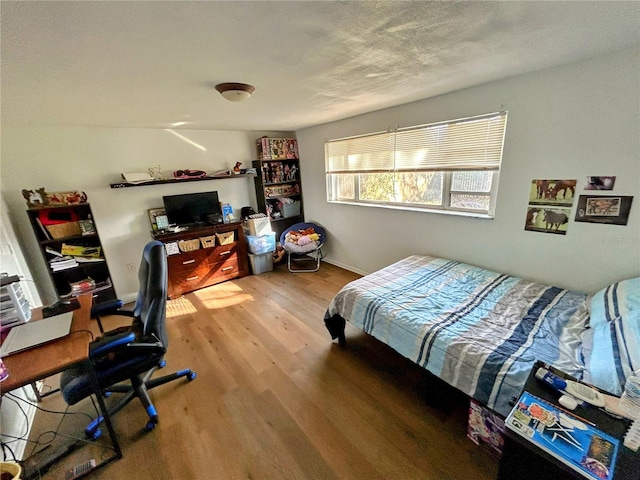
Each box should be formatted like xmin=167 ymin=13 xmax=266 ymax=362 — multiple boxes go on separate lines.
xmin=1 ymin=295 xmax=122 ymax=477
xmin=497 ymin=361 xmax=639 ymax=480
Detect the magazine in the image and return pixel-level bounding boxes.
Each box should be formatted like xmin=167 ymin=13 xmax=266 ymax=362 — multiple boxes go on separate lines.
xmin=506 ymin=391 xmax=619 ymax=480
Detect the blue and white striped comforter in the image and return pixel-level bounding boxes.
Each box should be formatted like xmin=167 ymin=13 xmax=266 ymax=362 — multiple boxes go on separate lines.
xmin=325 ymin=255 xmax=590 ymax=416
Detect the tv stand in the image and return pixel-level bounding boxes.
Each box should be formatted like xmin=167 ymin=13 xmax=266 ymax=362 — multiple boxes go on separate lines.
xmin=153 ymin=222 xmax=248 ymax=299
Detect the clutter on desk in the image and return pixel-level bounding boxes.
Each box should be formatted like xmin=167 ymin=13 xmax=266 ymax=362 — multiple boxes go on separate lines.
xmin=0 ymin=276 xmax=31 ymax=331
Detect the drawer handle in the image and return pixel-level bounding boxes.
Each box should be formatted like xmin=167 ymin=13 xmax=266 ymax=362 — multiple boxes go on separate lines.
xmin=222 ymin=266 xmax=234 ymax=272
xmin=182 ymin=259 xmax=196 ymax=265
xmin=219 ymin=251 xmax=231 ymax=256
xmin=186 ymin=276 xmax=199 ymax=281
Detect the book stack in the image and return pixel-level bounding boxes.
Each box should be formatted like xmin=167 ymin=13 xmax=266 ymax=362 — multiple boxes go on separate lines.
xmin=50 ymin=256 xmax=78 ymax=271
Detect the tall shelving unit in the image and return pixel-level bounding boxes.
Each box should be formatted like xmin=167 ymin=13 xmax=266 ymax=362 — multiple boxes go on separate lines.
xmin=26 ymin=203 xmax=117 ymax=304
xmin=252 ymin=137 xmax=304 ymax=240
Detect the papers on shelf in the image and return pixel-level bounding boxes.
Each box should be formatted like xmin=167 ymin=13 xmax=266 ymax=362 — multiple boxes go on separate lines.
xmin=122 ymin=172 xmax=154 ymax=184
xmin=49 ymin=256 xmax=78 ymax=271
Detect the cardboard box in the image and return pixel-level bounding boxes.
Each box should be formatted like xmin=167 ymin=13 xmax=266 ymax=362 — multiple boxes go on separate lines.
xmin=247 ymin=216 xmax=272 ymax=236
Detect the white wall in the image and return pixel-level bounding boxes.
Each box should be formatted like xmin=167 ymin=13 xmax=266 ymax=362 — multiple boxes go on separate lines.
xmin=1 ymin=128 xmax=291 ymax=301
xmin=296 ymin=47 xmax=640 ymax=293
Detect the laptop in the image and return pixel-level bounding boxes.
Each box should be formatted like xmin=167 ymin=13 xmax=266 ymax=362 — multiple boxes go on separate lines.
xmin=0 ymin=311 xmax=74 ymax=356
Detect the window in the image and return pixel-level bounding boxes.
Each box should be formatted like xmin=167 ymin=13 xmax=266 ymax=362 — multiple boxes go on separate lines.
xmin=325 ymin=111 xmax=507 ymax=216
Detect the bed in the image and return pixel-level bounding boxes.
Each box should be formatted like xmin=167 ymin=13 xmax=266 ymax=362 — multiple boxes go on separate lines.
xmin=324 ymin=255 xmax=639 ymax=417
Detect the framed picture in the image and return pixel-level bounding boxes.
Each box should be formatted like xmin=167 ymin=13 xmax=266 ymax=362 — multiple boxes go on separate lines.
xmin=147 ymin=208 xmax=167 ymax=231
xmin=574 ymin=195 xmax=634 ymax=225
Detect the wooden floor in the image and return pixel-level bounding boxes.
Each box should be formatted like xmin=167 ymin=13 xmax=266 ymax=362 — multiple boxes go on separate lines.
xmin=27 ymin=262 xmax=499 ymax=479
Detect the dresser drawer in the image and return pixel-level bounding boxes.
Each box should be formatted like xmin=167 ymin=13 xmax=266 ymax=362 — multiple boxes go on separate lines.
xmin=170 ymin=257 xmax=240 ymax=295
xmin=167 ymin=243 xmax=239 ymax=273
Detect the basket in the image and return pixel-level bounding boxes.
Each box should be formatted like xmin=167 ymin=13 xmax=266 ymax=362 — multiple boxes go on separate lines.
xmin=200 ymin=235 xmax=216 ymax=248
xmin=216 ymin=231 xmax=235 ymax=246
xmin=46 ymin=221 xmax=82 ymax=239
xmin=178 ymin=239 xmax=200 ymax=252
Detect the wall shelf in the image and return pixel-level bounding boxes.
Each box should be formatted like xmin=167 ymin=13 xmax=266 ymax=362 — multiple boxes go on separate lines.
xmin=110 ymin=174 xmax=256 ymax=189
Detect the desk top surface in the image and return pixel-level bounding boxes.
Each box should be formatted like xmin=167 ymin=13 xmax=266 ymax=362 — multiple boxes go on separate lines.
xmin=1 ymin=294 xmax=93 ymax=393
xmin=504 ymin=361 xmax=638 ymax=479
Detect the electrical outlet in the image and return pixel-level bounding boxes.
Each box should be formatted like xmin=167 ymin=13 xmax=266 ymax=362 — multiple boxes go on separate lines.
xmin=127 ymin=263 xmax=136 ymax=273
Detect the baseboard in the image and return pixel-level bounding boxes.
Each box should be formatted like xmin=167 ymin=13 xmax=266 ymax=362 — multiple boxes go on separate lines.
xmin=321 ymin=258 xmax=367 ymax=277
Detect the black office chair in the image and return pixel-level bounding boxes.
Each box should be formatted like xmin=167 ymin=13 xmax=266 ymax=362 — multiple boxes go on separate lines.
xmin=280 ymin=222 xmax=326 ymax=272
xmin=60 ymin=240 xmax=196 ymax=436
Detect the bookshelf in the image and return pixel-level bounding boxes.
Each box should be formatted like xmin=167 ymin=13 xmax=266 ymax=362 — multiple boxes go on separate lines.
xmin=26 ymin=203 xmax=117 ymax=303
xmin=252 ymin=137 xmax=304 ymax=240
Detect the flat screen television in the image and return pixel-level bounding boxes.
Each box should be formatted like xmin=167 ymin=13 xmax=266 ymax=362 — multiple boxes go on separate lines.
xmin=162 ymin=191 xmax=221 ymax=226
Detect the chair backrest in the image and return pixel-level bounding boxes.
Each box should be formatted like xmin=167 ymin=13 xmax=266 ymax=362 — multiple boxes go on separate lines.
xmin=137 ymin=240 xmax=169 ymax=347
xmin=279 ymin=222 xmax=326 ymax=246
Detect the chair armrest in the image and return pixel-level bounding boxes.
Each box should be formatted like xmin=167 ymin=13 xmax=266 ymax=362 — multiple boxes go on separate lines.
xmin=91 ymin=299 xmax=125 ymax=317
xmin=90 ymin=331 xmax=136 ymax=358
xmin=122 ymin=342 xmax=166 ymax=355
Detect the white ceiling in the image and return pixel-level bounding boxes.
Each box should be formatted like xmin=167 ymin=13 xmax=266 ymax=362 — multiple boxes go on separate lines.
xmin=2 ymin=1 xmax=639 ymax=132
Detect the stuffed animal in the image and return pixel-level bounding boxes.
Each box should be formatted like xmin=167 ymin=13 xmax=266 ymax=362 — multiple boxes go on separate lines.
xmin=284 ymin=227 xmax=319 ymax=245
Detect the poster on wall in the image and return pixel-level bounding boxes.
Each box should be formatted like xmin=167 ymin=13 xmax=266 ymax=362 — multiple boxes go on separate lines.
xmin=584 ymin=176 xmax=616 ymax=191
xmin=574 ymin=195 xmax=633 ymax=225
xmin=528 ymin=179 xmax=577 ymax=207
xmin=524 ymin=207 xmax=571 ymax=235
xmin=525 ymin=179 xmax=577 ymax=235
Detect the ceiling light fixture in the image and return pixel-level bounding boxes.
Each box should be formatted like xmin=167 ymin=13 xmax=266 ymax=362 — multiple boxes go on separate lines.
xmin=215 ymin=82 xmax=255 ymax=102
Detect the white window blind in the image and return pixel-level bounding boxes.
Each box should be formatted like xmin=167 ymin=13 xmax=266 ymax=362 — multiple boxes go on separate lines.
xmin=326 ymin=112 xmax=507 ymax=174
xmin=325 ymin=131 xmax=394 ymax=174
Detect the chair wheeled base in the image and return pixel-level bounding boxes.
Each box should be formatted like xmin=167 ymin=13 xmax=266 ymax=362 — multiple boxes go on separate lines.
xmin=85 ymin=364 xmax=197 ymax=436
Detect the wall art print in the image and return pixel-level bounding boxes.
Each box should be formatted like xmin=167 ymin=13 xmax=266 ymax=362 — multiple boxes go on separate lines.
xmin=529 ymin=179 xmax=577 ymax=207
xmin=524 ymin=207 xmax=571 ymax=235
xmin=584 ymin=176 xmax=616 ymax=191
xmin=574 ymin=195 xmax=633 ymax=225
xmin=525 ymin=179 xmax=577 ymax=235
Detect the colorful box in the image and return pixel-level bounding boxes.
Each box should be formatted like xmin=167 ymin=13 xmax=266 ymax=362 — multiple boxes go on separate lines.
xmin=467 ymin=399 xmax=505 ymax=457
xmin=256 ymin=137 xmax=298 ymax=160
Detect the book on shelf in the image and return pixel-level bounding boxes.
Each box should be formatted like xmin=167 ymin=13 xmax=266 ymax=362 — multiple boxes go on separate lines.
xmin=505 ymin=391 xmax=620 ymax=480
xmin=50 ymin=256 xmax=78 ymax=271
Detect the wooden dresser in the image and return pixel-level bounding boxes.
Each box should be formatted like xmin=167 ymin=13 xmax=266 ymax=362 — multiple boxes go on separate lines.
xmin=153 ymin=222 xmax=249 ymax=299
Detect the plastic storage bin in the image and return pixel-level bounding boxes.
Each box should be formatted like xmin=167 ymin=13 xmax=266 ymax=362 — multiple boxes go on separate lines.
xmin=248 ymin=252 xmax=273 ymax=275
xmin=246 ymin=233 xmax=276 ymax=254
xmin=281 ymin=201 xmax=301 ymax=218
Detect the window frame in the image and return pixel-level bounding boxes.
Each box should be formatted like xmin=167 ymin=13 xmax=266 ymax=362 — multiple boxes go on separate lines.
xmin=325 ymin=112 xmax=507 ymax=218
